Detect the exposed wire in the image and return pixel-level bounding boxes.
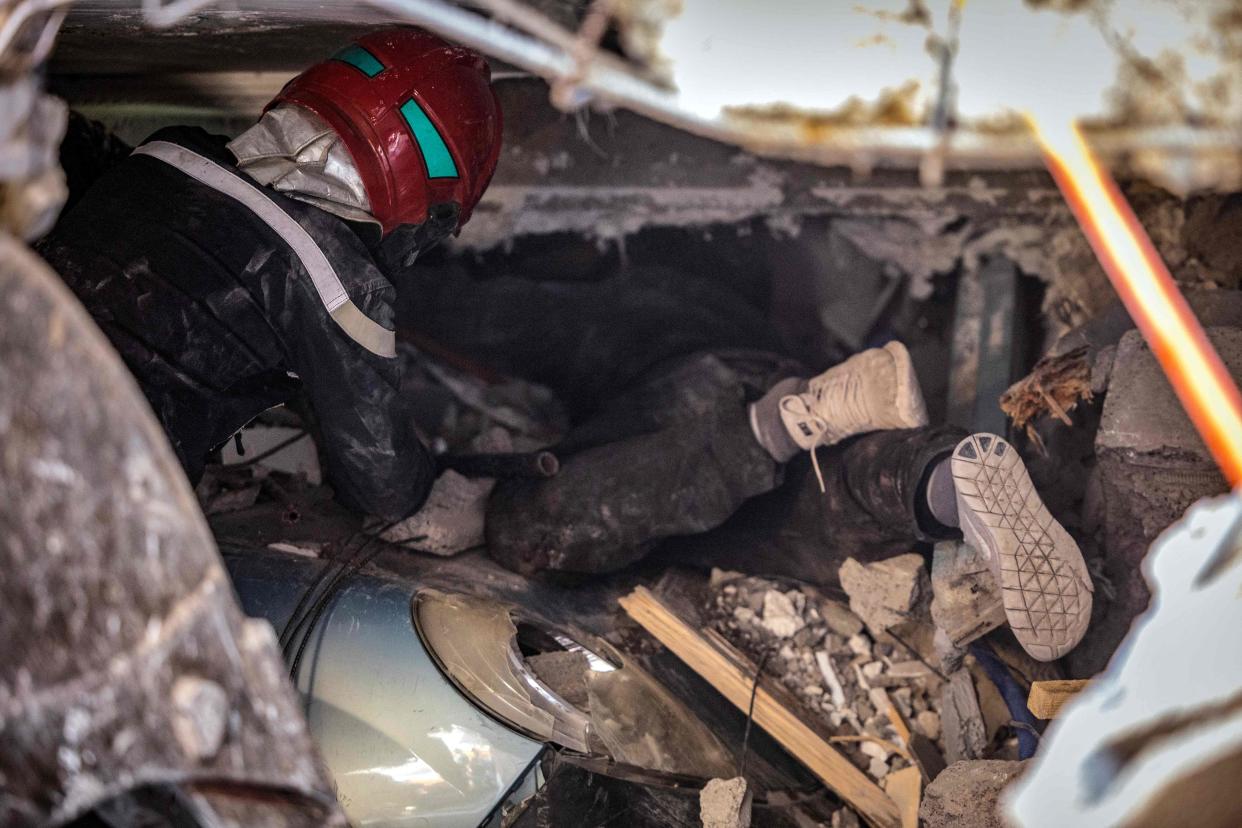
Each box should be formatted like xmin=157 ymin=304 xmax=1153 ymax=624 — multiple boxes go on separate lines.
xmin=737 ymin=643 xmax=776 ymax=781
xmin=284 ymin=522 xmax=427 ymax=685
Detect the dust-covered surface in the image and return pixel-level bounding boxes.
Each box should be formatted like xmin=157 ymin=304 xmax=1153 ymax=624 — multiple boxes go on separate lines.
xmin=0 ymin=237 xmax=343 ymax=825
xmin=1074 ymin=328 xmax=1236 ymax=675
xmin=921 ymin=760 xmax=1025 ymax=828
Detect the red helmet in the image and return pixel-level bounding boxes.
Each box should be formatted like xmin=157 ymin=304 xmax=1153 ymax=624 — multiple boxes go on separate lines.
xmin=271 ymin=28 xmax=503 ymax=237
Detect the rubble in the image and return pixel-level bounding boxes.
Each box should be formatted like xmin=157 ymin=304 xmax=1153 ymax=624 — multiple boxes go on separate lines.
xmin=380 ymin=427 xmax=514 ymax=554
xmin=760 ymin=589 xmax=804 ymax=638
xmin=940 ymin=670 xmax=988 ymax=764
xmin=930 ymin=541 xmax=1006 ymax=649
xmin=921 ymin=760 xmax=1025 ymax=828
xmin=706 ymin=572 xmax=948 ymax=796
xmin=916 ymin=711 xmax=941 ymax=742
xmin=699 ymin=776 xmax=752 ymax=828
xmin=379 ymin=468 xmax=493 ymax=553
xmin=838 ymin=554 xmax=931 ymax=634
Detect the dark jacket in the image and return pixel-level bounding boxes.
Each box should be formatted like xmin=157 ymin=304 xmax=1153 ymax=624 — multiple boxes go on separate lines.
xmin=38 ymin=126 xmax=435 ymax=520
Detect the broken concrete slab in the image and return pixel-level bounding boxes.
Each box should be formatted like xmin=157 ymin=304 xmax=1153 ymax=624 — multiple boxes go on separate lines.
xmin=839 ymin=554 xmax=931 ymax=635
xmin=700 ymin=776 xmax=752 ymax=828
xmin=930 ymin=541 xmax=1006 ymax=649
xmin=921 ymin=760 xmax=1025 ymax=828
xmin=940 ymin=670 xmax=987 ymax=764
xmin=380 ymin=468 xmax=493 ymax=554
xmin=1080 ymin=328 xmax=1239 ymax=675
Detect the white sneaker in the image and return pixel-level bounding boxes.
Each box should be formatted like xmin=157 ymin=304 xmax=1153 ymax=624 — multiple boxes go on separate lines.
xmin=780 ymin=341 xmax=929 ymax=488
xmin=951 ymin=433 xmax=1094 ymax=661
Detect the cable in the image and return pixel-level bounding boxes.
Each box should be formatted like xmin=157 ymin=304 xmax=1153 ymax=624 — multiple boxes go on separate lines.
xmin=284 ymin=521 xmax=425 ymax=684
xmin=277 ymin=530 xmax=366 ymax=654
xmin=737 ymin=644 xmax=776 ymax=781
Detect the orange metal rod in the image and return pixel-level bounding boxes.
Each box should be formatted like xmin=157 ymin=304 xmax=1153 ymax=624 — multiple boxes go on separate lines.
xmin=1029 ymin=117 xmax=1242 ymax=486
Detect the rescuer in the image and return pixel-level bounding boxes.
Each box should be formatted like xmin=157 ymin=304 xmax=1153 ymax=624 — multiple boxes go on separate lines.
xmin=39 ymin=28 xmax=1091 ymax=660
xmin=40 ymin=28 xmax=502 ymax=520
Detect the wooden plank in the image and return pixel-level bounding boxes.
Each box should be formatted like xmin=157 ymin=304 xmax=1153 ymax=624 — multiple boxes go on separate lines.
xmin=1027 ymin=679 xmax=1091 ymax=719
xmin=620 ymin=586 xmax=901 ymax=828
xmin=884 ymin=766 xmax=922 ymax=828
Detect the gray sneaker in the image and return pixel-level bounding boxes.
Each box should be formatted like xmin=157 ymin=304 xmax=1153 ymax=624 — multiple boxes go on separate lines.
xmin=779 ymin=341 xmax=929 ymax=488
xmin=951 ymin=433 xmax=1094 ymax=661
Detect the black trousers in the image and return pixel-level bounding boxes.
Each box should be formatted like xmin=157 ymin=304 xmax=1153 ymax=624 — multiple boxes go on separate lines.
xmin=402 ymin=264 xmax=963 ymax=584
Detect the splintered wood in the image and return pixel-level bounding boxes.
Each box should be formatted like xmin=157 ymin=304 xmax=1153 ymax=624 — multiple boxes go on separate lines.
xmin=620 ymin=586 xmax=901 ymax=828
xmin=883 ymin=766 xmax=922 ymax=828
xmin=999 ymin=345 xmax=1093 ymax=446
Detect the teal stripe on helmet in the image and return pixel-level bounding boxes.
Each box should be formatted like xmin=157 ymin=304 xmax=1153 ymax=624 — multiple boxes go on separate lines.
xmin=399 ymin=98 xmax=459 ymax=179
xmin=334 ymin=44 xmax=385 ymax=78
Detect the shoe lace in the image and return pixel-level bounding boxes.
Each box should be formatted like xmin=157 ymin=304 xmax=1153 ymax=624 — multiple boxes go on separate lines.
xmin=780 ymin=395 xmax=829 ymax=492
xmin=784 ymin=371 xmax=868 ymax=494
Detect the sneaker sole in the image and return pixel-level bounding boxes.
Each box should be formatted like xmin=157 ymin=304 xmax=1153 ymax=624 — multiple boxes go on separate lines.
xmin=950 ymin=433 xmax=1093 ymax=661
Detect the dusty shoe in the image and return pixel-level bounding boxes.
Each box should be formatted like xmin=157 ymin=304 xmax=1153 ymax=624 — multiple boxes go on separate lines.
xmin=780 ymin=342 xmax=929 ymax=488
xmin=951 ymin=433 xmax=1093 ymax=661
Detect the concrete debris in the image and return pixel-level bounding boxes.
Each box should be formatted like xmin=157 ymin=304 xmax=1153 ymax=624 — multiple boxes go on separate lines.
xmin=818 ymin=597 xmax=865 ymax=637
xmin=940 ymin=670 xmax=988 ymax=764
xmin=1082 ymin=327 xmax=1239 ymax=674
xmin=760 ymin=589 xmax=803 ymax=638
xmin=839 ymin=554 xmax=931 ymax=634
xmin=699 ymin=776 xmax=752 ymax=828
xmin=266 ymin=541 xmax=322 ymax=558
xmin=202 ymin=482 xmax=261 ymax=515
xmin=815 ymin=651 xmax=847 ymax=709
xmin=381 ymin=427 xmax=514 ymax=554
xmin=708 ymin=574 xmax=948 ymax=783
xmin=916 ymin=711 xmax=942 ymax=742
xmin=921 ymin=760 xmax=1026 ymax=828
xmin=930 ymin=541 xmax=1006 ymax=649
xmin=379 ymin=468 xmax=493 ymax=554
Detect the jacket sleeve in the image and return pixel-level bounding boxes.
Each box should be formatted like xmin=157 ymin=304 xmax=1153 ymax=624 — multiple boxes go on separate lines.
xmin=272 ymin=230 xmax=437 ymax=522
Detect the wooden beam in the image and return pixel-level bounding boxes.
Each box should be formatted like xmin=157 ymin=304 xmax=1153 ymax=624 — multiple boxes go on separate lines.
xmin=1027 ymin=679 xmax=1091 ymax=719
xmin=620 ymin=586 xmax=901 ymax=828
xmin=884 ymin=766 xmax=922 ymax=828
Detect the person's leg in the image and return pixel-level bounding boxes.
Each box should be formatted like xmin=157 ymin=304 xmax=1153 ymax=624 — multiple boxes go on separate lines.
xmin=486 ymin=341 xmax=934 ymax=576
xmin=663 ymin=424 xmax=965 ymax=585
xmin=486 ymin=352 xmax=786 ymax=574
xmin=666 ymin=340 xmax=1094 ymax=662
